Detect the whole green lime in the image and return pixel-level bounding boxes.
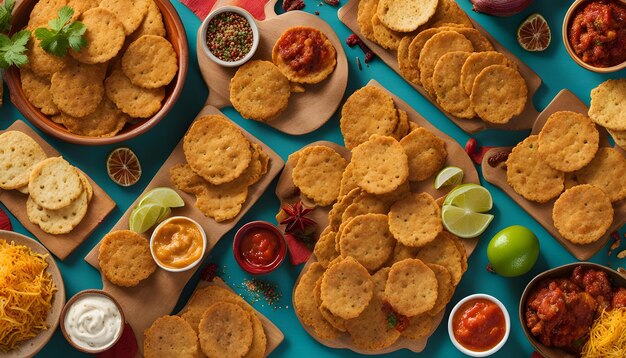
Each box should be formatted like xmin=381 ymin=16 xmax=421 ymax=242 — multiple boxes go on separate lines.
xmin=487 ymin=225 xmax=540 ymax=277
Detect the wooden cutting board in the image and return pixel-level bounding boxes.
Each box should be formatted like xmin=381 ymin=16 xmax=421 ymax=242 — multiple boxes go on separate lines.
xmin=84 ymin=105 xmax=284 ymax=355
xmin=0 ymin=121 xmax=116 ymax=260
xmin=482 ymin=89 xmax=626 ymax=260
xmin=275 ymin=80 xmax=483 ymax=354
xmin=197 ymin=0 xmax=348 ymax=135
xmin=338 ymin=0 xmax=542 ymax=134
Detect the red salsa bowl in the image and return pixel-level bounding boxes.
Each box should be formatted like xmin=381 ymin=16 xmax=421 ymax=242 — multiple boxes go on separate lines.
xmin=233 ymin=221 xmax=286 ymax=275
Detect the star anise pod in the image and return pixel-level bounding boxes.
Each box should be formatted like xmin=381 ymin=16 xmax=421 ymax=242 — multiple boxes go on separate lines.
xmin=280 ymin=201 xmax=316 ymax=235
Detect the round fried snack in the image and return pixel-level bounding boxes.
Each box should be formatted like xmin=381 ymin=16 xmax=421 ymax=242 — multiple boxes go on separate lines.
xmin=123 ymin=35 xmax=178 ymax=88
xmin=28 ymin=157 xmax=83 ymax=210
xmin=589 ymin=78 xmax=626 ymax=131
xmin=352 ymin=135 xmax=409 ymax=195
xmin=178 ymin=285 xmax=247 ymax=334
xmin=339 ymin=214 xmax=396 ymax=271
xmin=100 ymin=0 xmax=150 ymax=35
xmin=506 ymin=135 xmax=564 ymax=203
xmin=76 ymin=170 xmax=93 ymax=202
xmin=105 ymin=69 xmax=165 ymax=118
xmin=292 ymin=146 xmax=347 ymax=206
xmin=20 ymin=68 xmax=59 ymax=115
xmin=51 ymin=62 xmax=104 ymax=118
xmin=182 ymin=115 xmax=252 ymax=185
xmin=344 ymin=291 xmax=401 ymax=350
xmin=294 ymin=263 xmax=342 ymax=339
xmin=272 ymin=27 xmax=337 ymax=84
xmin=26 ymin=33 xmax=67 ymax=78
xmin=27 ymin=191 xmax=88 ymax=235
xmin=28 ymin=0 xmax=67 ymax=28
xmin=566 ymin=147 xmax=626 ymax=202
xmin=415 ymin=231 xmax=465 ymax=286
xmin=402 ymin=313 xmax=433 ymax=340
xmin=377 ymin=0 xmax=437 ymax=32
xmin=418 ymin=31 xmax=474 ymax=94
xmin=340 ymin=86 xmax=398 ymax=149
xmin=400 ymin=127 xmax=447 ymax=181
xmin=427 ymin=0 xmax=473 ymax=27
xmin=329 ymin=187 xmax=361 ymax=231
xmin=538 ymin=111 xmax=600 ymax=172
xmin=129 ymin=0 xmax=166 ymax=40
xmin=407 ymin=27 xmax=448 ymax=85
xmin=230 ymin=60 xmax=291 ymax=122
xmin=553 ymin=185 xmax=613 ymax=245
xmin=397 ymin=36 xmax=419 ymax=84
xmin=470 ymin=65 xmax=528 ymax=124
xmin=314 ymin=277 xmax=347 ymax=332
xmin=371 ymin=266 xmax=390 ymax=293
xmin=357 ymin=0 xmax=377 ymax=41
xmin=461 ymin=51 xmax=514 ymax=96
xmin=426 ymin=263 xmax=453 ymax=316
xmin=341 ymin=192 xmax=389 ymax=225
xmin=389 ymin=192 xmax=442 ymax=248
xmin=67 ymin=0 xmax=100 ymax=18
xmin=454 ymin=28 xmax=494 ymax=52
xmin=608 ymin=129 xmax=626 ymax=150
xmin=433 ymin=51 xmax=475 ymax=119
xmin=98 ymin=230 xmax=156 ymax=287
xmin=70 ymin=8 xmax=125 ymax=64
xmin=339 ymin=162 xmax=358 ymax=199
xmin=198 ymin=302 xmax=253 ymax=358
xmin=371 ymin=14 xmax=403 ymax=50
xmin=144 ymin=316 xmax=199 ymax=358
xmin=60 ymin=98 xmax=128 ymax=138
xmin=320 ymin=256 xmax=374 ymax=320
xmin=385 ymin=258 xmax=437 ymax=316
xmin=0 ymin=131 xmax=47 ymax=190
xmin=314 ymin=226 xmax=339 ymax=268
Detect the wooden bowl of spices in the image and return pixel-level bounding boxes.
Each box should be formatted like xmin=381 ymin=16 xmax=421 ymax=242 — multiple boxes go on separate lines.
xmin=199 ymin=6 xmax=260 ymax=67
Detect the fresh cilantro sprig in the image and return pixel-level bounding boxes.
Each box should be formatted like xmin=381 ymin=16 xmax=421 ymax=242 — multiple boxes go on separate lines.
xmin=0 ymin=0 xmax=16 ymax=33
xmin=0 ymin=30 xmax=30 ymax=69
xmin=34 ymin=6 xmax=87 ymax=57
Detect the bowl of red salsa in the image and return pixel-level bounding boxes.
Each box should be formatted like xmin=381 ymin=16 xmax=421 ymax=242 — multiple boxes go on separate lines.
xmin=233 ymin=221 xmax=287 ymax=275
xmin=200 ymin=6 xmax=260 ymax=67
xmin=448 ymin=293 xmax=510 ymax=357
xmin=563 ymin=0 xmax=626 ymax=72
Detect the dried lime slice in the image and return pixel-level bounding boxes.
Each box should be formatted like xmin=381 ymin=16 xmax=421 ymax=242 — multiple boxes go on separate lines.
xmin=517 ymin=13 xmax=551 ymax=52
xmin=107 ymin=147 xmax=141 ymax=187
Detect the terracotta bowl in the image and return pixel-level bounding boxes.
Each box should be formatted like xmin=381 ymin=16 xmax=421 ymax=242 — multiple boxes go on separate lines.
xmin=4 ymin=0 xmax=189 ymax=146
xmin=562 ymin=0 xmax=626 ymax=73
xmin=519 ymin=262 xmax=626 ymax=358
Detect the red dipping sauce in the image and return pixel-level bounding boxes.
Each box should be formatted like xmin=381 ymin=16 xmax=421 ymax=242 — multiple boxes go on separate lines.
xmin=569 ymin=0 xmax=626 ymax=67
xmin=452 ymin=298 xmax=506 ymax=352
xmin=240 ymin=228 xmax=280 ymax=266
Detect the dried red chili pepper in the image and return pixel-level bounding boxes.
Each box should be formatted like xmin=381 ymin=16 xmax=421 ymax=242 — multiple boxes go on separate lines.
xmin=346 ymin=33 xmax=376 ymax=63
xmin=324 ymin=0 xmax=339 ymax=6
xmin=283 ymin=0 xmax=305 ymax=12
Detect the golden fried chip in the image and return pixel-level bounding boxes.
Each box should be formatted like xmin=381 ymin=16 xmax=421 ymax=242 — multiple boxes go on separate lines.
xmin=144 ymin=316 xmax=199 ymax=358
xmin=98 ymin=230 xmax=156 ymax=287
xmin=351 ymin=135 xmax=409 ymax=195
xmin=292 ymin=146 xmax=347 ymax=206
xmin=385 ymin=258 xmax=437 ymax=316
xmin=320 ymin=256 xmax=374 ymax=319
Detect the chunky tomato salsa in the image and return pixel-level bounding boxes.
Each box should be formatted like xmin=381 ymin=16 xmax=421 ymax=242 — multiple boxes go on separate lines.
xmin=452 ymin=298 xmax=506 ymax=352
xmin=240 ymin=227 xmax=281 ymax=266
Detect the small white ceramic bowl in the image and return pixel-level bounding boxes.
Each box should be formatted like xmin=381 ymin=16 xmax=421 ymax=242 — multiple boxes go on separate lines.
xmin=448 ymin=293 xmax=510 ymax=357
xmin=150 ymin=216 xmax=207 ymax=273
xmin=199 ymin=6 xmax=260 ymax=67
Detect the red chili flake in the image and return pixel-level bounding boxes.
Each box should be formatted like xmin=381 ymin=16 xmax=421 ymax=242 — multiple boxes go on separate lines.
xmin=283 ymin=0 xmax=305 ymax=11
xmin=465 ymin=137 xmax=496 ymax=165
xmin=0 ymin=207 xmax=11 ymax=231
xmin=324 ymin=0 xmax=339 ymax=6
xmin=315 ymin=10 xmax=320 ymax=15
xmin=346 ymin=33 xmax=376 ymax=63
xmin=200 ymin=263 xmax=219 ymax=282
xmin=242 ymin=278 xmax=283 ymax=308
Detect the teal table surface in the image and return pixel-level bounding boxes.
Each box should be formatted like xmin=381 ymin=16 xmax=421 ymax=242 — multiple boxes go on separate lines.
xmin=2 ymin=1 xmax=625 ymax=357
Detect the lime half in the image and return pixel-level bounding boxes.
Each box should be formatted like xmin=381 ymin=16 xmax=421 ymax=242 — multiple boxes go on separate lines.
xmin=441 ymin=205 xmax=494 ymax=239
xmin=443 ymin=184 xmax=493 ymax=213
xmin=434 ymin=166 xmax=464 ymax=189
xmin=129 ymin=203 xmax=166 ymax=234
xmin=138 ymin=187 xmax=185 ymax=208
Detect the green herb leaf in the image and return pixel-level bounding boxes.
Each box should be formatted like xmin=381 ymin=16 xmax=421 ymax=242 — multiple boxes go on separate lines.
xmin=35 ymin=6 xmax=87 ymax=57
xmin=386 ymin=313 xmax=397 ymax=329
xmin=0 ymin=0 xmax=16 ymax=33
xmin=0 ymin=29 xmax=31 ymax=69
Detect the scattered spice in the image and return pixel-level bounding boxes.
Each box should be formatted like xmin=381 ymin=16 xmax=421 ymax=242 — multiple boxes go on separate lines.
xmin=382 ymin=301 xmax=410 ymax=332
xmin=315 ymin=10 xmax=320 ymax=15
xmin=206 ymin=12 xmax=254 ymax=62
xmin=200 ymin=262 xmax=220 ymax=282
xmin=346 ymin=33 xmax=375 ymax=63
xmin=283 ymin=0 xmax=305 ymax=12
xmin=609 ymin=231 xmax=621 ymax=256
xmin=486 ymin=263 xmax=496 ymax=273
xmin=618 ymin=250 xmax=626 ymax=259
xmin=240 ymin=278 xmax=286 ymax=309
xmin=324 ymin=0 xmax=339 ymax=6
xmin=356 ymin=56 xmax=362 ymax=70
xmin=465 ymin=137 xmax=497 ymax=165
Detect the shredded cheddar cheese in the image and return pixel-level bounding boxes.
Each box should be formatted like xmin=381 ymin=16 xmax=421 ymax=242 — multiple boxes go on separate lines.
xmin=0 ymin=239 xmax=56 ymax=352
xmin=581 ymin=307 xmax=626 ymax=358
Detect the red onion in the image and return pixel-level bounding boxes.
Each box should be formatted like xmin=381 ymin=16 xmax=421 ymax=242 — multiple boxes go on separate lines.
xmin=470 ymin=0 xmax=534 ymax=17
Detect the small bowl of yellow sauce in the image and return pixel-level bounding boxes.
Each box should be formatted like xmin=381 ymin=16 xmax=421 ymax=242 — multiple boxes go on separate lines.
xmin=150 ymin=216 xmax=207 ymax=272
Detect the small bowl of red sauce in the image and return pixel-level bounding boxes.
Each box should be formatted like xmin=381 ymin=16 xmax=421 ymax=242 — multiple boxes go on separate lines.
xmin=448 ymin=294 xmax=510 ymax=357
xmin=563 ymin=0 xmax=626 ymax=73
xmin=200 ymin=6 xmax=260 ymax=67
xmin=233 ymin=221 xmax=287 ymax=275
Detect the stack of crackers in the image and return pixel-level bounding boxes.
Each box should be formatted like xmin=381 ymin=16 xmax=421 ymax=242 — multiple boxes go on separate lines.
xmin=144 ymin=285 xmax=268 ymax=358
xmin=589 ymin=79 xmax=626 ymax=151
xmin=98 ymin=230 xmax=156 ymax=287
xmin=169 ymin=115 xmax=270 ymax=222
xmin=358 ymin=0 xmax=528 ymax=124
xmin=21 ymin=0 xmax=178 ymax=138
xmin=229 ymin=26 xmax=337 ymax=122
xmin=0 ymin=131 xmax=93 ymax=234
xmin=506 ymin=110 xmax=626 ymax=245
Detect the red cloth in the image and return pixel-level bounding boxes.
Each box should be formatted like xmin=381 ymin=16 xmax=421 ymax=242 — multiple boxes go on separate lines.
xmin=96 ymin=324 xmax=138 ymax=358
xmin=180 ymin=0 xmax=269 ymax=20
xmin=0 ymin=207 xmax=11 ymax=231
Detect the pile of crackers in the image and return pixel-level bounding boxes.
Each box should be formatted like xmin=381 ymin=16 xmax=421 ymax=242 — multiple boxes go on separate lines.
xmin=98 ymin=230 xmax=156 ymax=287
xmin=144 ymin=285 xmax=267 ymax=358
xmin=506 ymin=110 xmax=626 ymax=245
xmin=229 ymin=26 xmax=336 ymax=122
xmin=358 ymin=0 xmax=528 ymax=124
xmin=169 ymin=115 xmax=269 ymax=222
xmin=21 ymin=0 xmax=178 ymax=137
xmin=589 ymin=79 xmax=626 ymax=151
xmin=0 ymin=131 xmax=93 ymax=234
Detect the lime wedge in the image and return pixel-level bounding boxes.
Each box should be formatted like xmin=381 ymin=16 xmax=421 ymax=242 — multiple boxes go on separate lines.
xmin=129 ymin=203 xmax=166 ymax=233
xmin=156 ymin=207 xmax=172 ymax=224
xmin=441 ymin=205 xmax=494 ymax=239
xmin=434 ymin=166 xmax=464 ymax=189
xmin=443 ymin=184 xmax=493 ymax=213
xmin=138 ymin=187 xmax=184 ymax=208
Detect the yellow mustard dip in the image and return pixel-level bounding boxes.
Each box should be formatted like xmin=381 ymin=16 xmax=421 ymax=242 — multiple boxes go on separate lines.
xmin=152 ymin=218 xmax=203 ymax=268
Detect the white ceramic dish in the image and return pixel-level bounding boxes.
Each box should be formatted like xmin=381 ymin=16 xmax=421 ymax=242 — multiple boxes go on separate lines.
xmin=149 ymin=216 xmax=207 ymax=273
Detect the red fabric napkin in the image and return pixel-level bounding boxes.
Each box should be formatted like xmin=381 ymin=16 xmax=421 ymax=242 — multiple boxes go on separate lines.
xmin=96 ymin=324 xmax=138 ymax=358
xmin=0 ymin=207 xmax=12 ymax=231
xmin=285 ymin=233 xmax=312 ymax=265
xmin=180 ymin=0 xmax=270 ymax=20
